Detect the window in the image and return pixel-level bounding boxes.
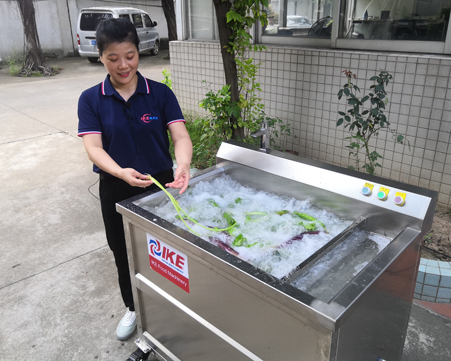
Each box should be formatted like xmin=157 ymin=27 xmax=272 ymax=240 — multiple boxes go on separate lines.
xmin=119 ymin=14 xmax=130 ymax=21
xmin=342 ymin=0 xmax=450 ymax=41
xmin=186 ymin=0 xmax=219 ymax=40
xmin=132 ymin=14 xmax=144 ymax=28
xmin=181 ymin=0 xmax=451 ymax=53
xmin=263 ymin=0 xmax=334 ymax=38
xmin=143 ymin=14 xmax=153 ymax=28
xmin=80 ymin=13 xmax=112 ymax=31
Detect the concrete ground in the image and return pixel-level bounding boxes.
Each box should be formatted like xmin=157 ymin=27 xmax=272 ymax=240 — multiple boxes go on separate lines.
xmin=0 ymin=50 xmax=450 ymax=361
xmin=0 ymin=51 xmax=169 ymax=361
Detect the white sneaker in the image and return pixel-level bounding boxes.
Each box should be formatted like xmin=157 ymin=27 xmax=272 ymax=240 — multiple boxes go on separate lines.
xmin=116 ymin=309 xmax=136 ymax=341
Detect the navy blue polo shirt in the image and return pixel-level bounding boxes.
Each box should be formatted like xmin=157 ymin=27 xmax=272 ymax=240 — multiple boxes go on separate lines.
xmin=78 ymin=71 xmax=185 ymax=176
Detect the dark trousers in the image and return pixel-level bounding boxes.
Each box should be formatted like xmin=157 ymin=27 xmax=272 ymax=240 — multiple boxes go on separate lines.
xmin=99 ymin=169 xmax=174 ymax=311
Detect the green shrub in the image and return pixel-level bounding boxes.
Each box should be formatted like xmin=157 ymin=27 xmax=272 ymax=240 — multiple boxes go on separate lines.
xmin=337 ymin=69 xmax=407 ymax=175
xmin=162 ymin=68 xmax=172 ymax=89
xmin=6 ymin=54 xmax=24 ymax=76
xmin=169 ymin=112 xmax=224 ymax=171
xmin=8 ymin=64 xmax=21 ymax=76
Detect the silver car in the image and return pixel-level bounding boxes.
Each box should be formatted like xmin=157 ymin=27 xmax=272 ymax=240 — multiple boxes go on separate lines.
xmin=77 ymin=7 xmax=160 ymax=63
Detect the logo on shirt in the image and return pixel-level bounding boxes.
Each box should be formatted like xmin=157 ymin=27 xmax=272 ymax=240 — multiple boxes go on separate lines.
xmin=141 ymin=113 xmax=158 ymax=123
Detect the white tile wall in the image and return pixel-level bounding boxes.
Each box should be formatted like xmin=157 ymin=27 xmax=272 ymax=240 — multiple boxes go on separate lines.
xmin=170 ymin=41 xmax=451 ymax=207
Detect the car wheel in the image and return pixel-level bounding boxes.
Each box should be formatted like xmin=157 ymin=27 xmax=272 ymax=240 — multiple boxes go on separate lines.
xmin=87 ymin=57 xmax=98 ymax=63
xmin=150 ymin=41 xmax=159 ymax=56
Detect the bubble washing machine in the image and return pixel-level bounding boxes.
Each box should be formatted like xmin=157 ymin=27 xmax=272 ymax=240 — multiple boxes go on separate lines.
xmin=117 ymin=141 xmax=436 ymax=361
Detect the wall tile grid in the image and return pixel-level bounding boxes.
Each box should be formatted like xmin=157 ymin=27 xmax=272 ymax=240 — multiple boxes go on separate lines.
xmin=170 ymin=42 xmax=225 ymax=118
xmin=416 ymin=258 xmax=451 ymax=303
xmin=170 ymin=41 xmax=451 ymax=207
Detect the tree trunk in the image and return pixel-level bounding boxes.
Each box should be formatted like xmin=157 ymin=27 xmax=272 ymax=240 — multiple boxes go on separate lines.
xmin=17 ymin=0 xmax=45 ymax=70
xmin=161 ymin=0 xmax=177 ymax=59
xmin=213 ymin=0 xmax=245 ymax=140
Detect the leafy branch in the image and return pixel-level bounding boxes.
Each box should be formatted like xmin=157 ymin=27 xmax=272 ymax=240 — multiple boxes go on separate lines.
xmin=337 ymin=69 xmax=408 ymax=175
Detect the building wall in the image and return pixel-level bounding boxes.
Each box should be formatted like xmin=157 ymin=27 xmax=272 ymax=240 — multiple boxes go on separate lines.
xmin=0 ymin=0 xmax=166 ymax=60
xmin=170 ymin=41 xmax=451 ymax=207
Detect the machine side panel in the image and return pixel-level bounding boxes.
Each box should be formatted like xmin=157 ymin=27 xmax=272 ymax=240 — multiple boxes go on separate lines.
xmin=335 ymin=234 xmax=421 ymax=361
xmin=129 ymin=222 xmax=333 ymax=361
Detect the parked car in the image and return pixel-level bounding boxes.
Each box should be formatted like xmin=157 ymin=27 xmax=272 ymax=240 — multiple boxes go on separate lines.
xmin=287 ymin=15 xmax=312 ymax=28
xmin=77 ymin=7 xmax=160 ymax=63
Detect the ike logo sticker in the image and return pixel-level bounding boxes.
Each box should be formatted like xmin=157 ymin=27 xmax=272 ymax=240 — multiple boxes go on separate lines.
xmin=147 ymin=234 xmax=190 ymax=293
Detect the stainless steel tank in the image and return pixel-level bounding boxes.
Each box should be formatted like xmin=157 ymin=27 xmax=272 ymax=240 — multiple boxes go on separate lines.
xmin=117 ymin=141 xmax=437 ymax=361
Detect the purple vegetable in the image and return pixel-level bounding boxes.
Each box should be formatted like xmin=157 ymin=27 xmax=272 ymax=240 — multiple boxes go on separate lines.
xmin=209 ymin=237 xmax=240 ymax=256
xmin=279 ymin=231 xmax=320 ymax=248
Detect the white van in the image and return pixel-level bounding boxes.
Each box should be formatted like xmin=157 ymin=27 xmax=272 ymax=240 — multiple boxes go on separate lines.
xmin=77 ymin=7 xmax=160 ymax=63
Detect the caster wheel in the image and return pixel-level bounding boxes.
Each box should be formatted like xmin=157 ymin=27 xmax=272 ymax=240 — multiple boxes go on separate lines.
xmin=126 ymin=347 xmax=152 ymax=361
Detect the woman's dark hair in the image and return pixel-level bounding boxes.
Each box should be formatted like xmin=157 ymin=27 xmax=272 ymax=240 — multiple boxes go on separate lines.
xmin=96 ymin=18 xmax=139 ymax=55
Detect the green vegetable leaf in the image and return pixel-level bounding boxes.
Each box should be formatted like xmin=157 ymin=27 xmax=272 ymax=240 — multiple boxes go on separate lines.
xmin=235 ymin=198 xmax=242 ymax=204
xmin=223 ymin=212 xmax=237 ymax=227
xmin=275 ymin=210 xmax=290 ymax=215
xmin=300 ymin=221 xmax=317 ymax=231
xmin=148 ymin=176 xmax=236 ymax=235
xmin=208 ymin=199 xmax=219 ymax=207
xmin=233 ymin=234 xmax=247 ymax=247
xmin=293 ymin=212 xmax=327 ymax=232
xmin=176 ymin=214 xmax=198 ymax=223
xmin=245 ymin=211 xmax=267 ymax=222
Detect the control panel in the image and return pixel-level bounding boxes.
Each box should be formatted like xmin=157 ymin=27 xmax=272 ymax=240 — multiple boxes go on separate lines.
xmin=361 ymin=183 xmax=406 ymax=207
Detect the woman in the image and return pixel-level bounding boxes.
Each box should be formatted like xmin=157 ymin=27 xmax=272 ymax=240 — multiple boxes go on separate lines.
xmin=77 ymin=18 xmax=192 ymax=341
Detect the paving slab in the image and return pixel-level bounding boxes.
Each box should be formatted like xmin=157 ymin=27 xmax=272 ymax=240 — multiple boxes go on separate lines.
xmin=0 ymin=132 xmax=104 ymax=287
xmin=0 ymin=103 xmax=58 ymax=144
xmin=402 ymin=304 xmax=451 ymax=361
xmin=0 ymin=246 xmax=137 ymax=361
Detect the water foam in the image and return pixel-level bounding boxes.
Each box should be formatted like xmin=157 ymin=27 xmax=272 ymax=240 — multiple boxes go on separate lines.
xmin=147 ymin=175 xmax=353 ymax=279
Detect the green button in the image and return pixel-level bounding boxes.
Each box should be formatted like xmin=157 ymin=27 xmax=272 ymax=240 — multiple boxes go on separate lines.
xmin=378 ymin=191 xmax=386 ymax=200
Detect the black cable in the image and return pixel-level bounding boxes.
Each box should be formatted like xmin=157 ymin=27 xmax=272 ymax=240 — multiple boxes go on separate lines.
xmin=88 ymin=178 xmax=100 ymax=201
xmin=423 ymin=245 xmax=451 ymax=260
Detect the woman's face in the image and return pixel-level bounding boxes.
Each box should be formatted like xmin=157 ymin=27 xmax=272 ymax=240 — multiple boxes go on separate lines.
xmin=99 ymin=41 xmax=139 ymax=89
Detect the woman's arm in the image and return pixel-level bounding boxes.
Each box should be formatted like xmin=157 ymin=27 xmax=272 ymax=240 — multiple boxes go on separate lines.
xmin=82 ymin=133 xmax=153 ymax=188
xmin=166 ymin=122 xmax=193 ymax=194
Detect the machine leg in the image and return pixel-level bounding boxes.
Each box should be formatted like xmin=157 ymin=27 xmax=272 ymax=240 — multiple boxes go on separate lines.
xmin=126 ymin=347 xmax=153 ymax=361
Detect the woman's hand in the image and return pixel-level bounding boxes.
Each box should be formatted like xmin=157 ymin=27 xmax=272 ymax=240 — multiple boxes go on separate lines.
xmin=118 ymin=168 xmax=154 ymax=188
xmin=168 ymin=122 xmax=193 ymax=194
xmin=82 ymin=134 xmax=153 ymax=188
xmin=166 ymin=164 xmax=190 ymax=194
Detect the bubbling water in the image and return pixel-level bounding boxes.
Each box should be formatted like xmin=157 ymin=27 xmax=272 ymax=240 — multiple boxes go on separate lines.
xmin=148 ymin=175 xmax=353 ymax=279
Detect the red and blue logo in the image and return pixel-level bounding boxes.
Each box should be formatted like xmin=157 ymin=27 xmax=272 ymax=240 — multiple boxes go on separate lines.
xmin=149 ymin=239 xmax=162 ymax=257
xmin=147 ymin=235 xmax=190 ymax=293
xmin=141 ymin=114 xmax=158 ymax=123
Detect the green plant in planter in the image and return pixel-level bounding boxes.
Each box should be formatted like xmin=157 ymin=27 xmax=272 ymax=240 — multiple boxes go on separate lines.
xmin=337 ymin=69 xmax=407 ymax=175
xmin=161 ymin=68 xmax=172 ymax=89
xmin=199 ymin=83 xmax=242 ymax=141
xmin=264 ymin=114 xmax=292 ymax=150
